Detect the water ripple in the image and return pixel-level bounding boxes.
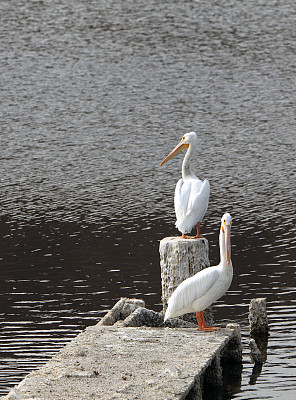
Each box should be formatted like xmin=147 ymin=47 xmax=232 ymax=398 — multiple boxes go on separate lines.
xmin=1 ymin=0 xmax=296 ymax=398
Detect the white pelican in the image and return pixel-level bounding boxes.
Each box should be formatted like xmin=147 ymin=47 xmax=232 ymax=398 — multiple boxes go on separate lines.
xmin=164 ymin=213 xmax=233 ymax=331
xmin=160 ymin=132 xmax=210 ymax=238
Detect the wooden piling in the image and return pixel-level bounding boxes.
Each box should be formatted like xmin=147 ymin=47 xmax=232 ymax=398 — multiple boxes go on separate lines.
xmin=159 ymin=236 xmax=210 ymax=313
xmin=248 ymin=298 xmax=269 ymax=336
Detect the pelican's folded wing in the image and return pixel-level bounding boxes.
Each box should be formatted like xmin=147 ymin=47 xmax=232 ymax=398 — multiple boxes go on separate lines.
xmin=165 ymin=266 xmax=219 ymax=319
xmin=187 ymin=179 xmax=210 ymax=220
xmin=174 ymin=178 xmax=190 ymax=222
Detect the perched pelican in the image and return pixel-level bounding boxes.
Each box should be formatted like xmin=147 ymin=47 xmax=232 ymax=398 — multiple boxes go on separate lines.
xmin=164 ymin=213 xmax=233 ymax=331
xmin=160 ymin=132 xmax=210 ymax=238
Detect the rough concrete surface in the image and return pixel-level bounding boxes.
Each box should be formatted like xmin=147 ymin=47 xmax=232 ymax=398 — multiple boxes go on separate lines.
xmin=95 ymin=298 xmax=197 ymax=329
xmin=3 ymin=325 xmax=237 ymax=400
xmin=98 ymin=298 xmax=146 ymax=326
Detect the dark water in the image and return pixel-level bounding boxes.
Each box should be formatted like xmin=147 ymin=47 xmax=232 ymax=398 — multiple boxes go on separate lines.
xmin=1 ymin=0 xmax=296 ymax=398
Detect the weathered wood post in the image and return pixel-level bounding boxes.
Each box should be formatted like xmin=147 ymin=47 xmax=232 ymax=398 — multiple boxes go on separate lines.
xmin=159 ymin=236 xmax=210 ymax=319
xmin=248 ymin=298 xmax=269 ymax=336
xmin=248 ymin=297 xmax=269 ymax=371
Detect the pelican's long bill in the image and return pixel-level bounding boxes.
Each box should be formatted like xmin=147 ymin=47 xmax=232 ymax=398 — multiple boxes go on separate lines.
xmin=160 ymin=138 xmax=189 ymax=166
xmin=225 ymin=224 xmax=231 ymax=265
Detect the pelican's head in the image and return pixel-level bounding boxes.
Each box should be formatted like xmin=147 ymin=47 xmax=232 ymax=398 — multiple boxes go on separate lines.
xmin=160 ymin=131 xmax=197 ymax=166
xmin=183 ymin=131 xmax=198 ymax=145
xmin=221 ymin=213 xmax=232 ymax=265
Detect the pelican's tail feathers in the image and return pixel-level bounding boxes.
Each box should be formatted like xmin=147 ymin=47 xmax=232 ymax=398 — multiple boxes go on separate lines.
xmin=175 ymin=218 xmax=192 ymax=234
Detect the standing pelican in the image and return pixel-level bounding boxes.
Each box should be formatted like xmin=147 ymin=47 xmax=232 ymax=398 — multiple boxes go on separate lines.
xmin=160 ymin=132 xmax=210 ymax=238
xmin=164 ymin=213 xmax=233 ymax=331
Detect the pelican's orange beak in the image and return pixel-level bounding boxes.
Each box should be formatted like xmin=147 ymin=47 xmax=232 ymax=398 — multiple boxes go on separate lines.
xmin=160 ymin=138 xmax=189 ymax=166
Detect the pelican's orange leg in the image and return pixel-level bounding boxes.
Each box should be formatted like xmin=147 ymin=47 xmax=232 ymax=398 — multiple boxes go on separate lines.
xmin=180 ymin=222 xmax=205 ymax=239
xmin=181 ymin=233 xmax=193 ymax=239
xmin=194 ymin=222 xmax=204 ymax=239
xmin=196 ymin=311 xmax=219 ymax=332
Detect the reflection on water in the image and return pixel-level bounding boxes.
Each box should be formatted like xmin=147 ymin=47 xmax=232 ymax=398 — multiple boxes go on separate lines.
xmin=249 ymin=334 xmax=268 ymax=385
xmin=249 ymin=363 xmax=263 ymax=386
xmin=1 ymin=0 xmax=296 ymax=397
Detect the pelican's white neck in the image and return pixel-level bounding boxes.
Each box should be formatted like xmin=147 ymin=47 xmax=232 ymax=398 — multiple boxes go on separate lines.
xmin=182 ymin=142 xmax=197 ymax=180
xmin=219 ymin=228 xmax=228 ymax=266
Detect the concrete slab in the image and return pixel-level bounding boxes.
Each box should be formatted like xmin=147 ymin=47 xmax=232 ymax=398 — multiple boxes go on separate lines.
xmin=3 ymin=324 xmax=239 ymax=400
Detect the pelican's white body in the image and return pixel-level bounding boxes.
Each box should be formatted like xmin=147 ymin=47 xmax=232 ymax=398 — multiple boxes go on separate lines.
xmin=174 ymin=132 xmax=210 ymax=234
xmin=175 ymin=176 xmax=210 ymax=234
xmin=164 ymin=214 xmax=233 ymax=321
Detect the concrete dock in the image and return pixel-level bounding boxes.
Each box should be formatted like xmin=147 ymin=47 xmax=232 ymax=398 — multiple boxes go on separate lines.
xmin=3 ymin=326 xmax=241 ymax=399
